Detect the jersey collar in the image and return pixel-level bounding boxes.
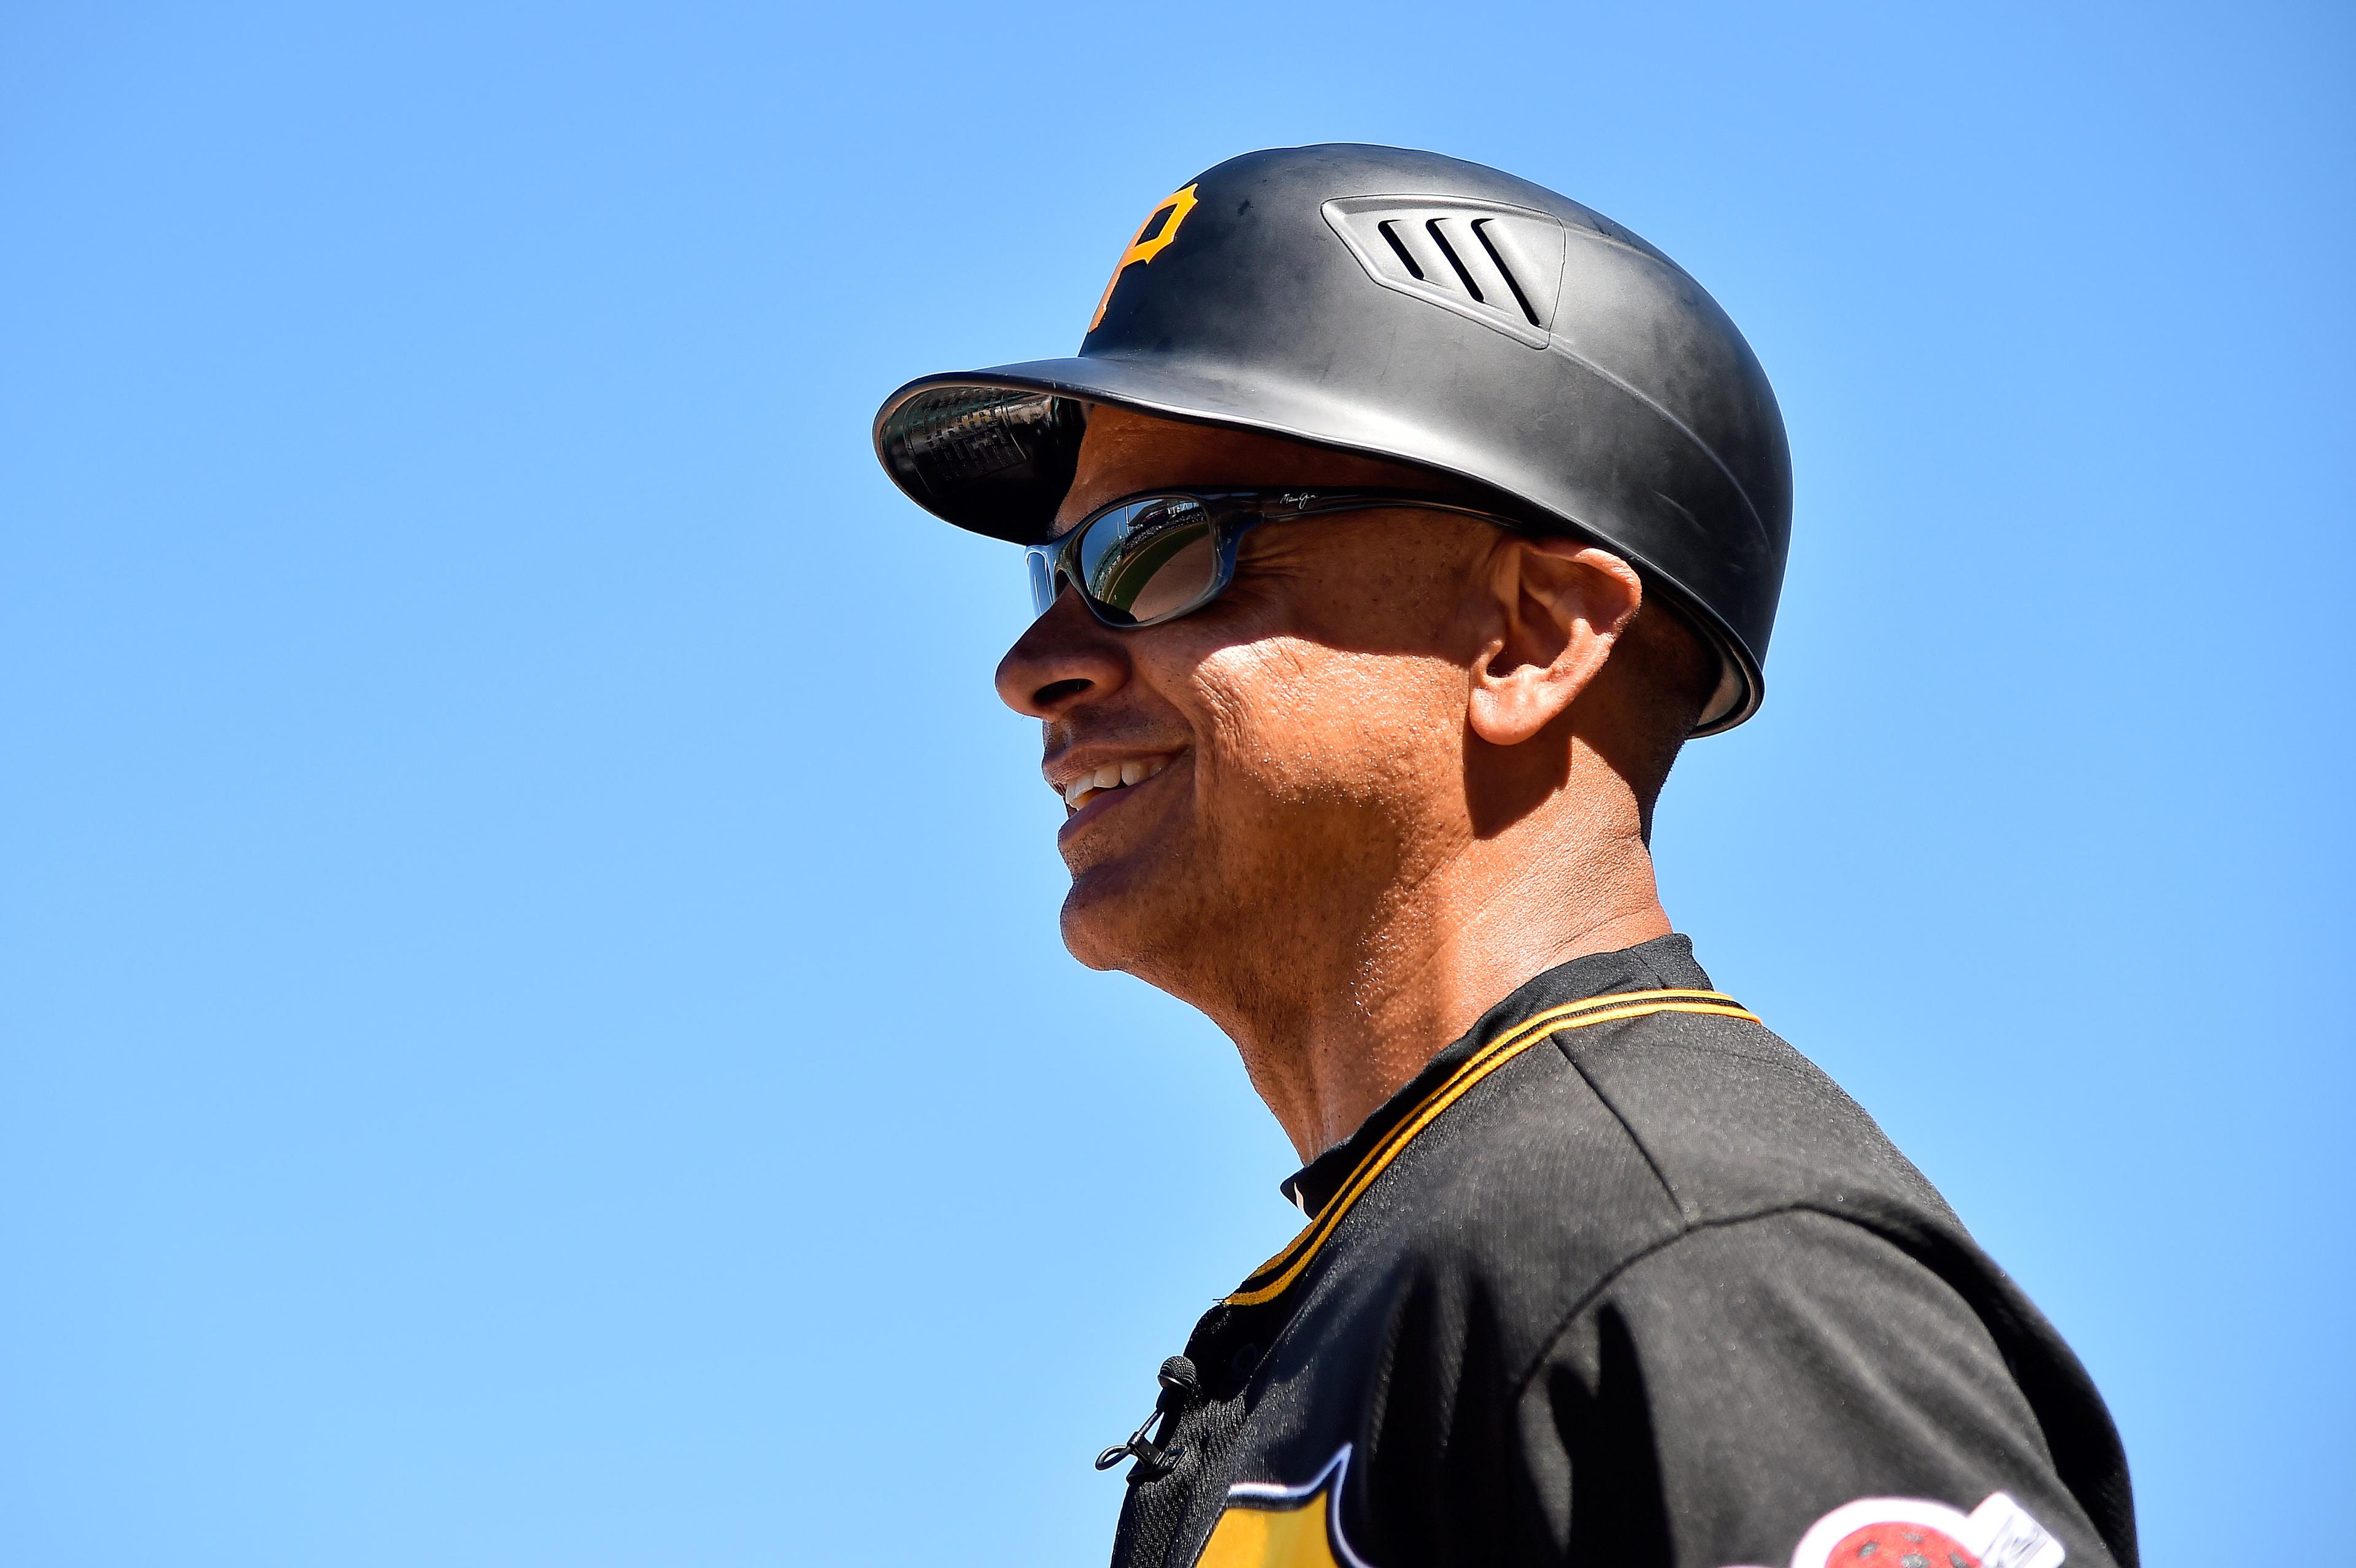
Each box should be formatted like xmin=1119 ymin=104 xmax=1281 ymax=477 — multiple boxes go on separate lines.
xmin=1278 ymin=934 xmax=1717 ymax=1220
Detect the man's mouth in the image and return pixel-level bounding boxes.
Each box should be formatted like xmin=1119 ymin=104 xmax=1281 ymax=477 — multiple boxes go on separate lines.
xmin=1059 ymin=756 xmax=1174 ymax=815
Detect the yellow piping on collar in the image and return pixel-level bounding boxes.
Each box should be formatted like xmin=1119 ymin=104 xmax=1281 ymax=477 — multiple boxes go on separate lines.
xmin=1225 ymin=988 xmax=1760 ymax=1309
xmin=1236 ymin=989 xmax=1740 ymax=1290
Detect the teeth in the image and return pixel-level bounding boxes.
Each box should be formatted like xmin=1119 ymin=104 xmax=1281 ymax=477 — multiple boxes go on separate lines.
xmin=1058 ymin=756 xmax=1171 ymax=813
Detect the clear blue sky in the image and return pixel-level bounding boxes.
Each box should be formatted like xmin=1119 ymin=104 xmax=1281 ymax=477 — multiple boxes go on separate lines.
xmin=2 ymin=2 xmax=2348 ymax=1564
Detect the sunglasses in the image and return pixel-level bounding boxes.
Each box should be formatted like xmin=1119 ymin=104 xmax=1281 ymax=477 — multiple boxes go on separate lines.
xmin=1026 ymin=488 xmax=1512 ymax=628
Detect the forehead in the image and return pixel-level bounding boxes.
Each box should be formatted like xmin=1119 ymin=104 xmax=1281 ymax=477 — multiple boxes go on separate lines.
xmin=1057 ymin=406 xmax=1458 ymax=527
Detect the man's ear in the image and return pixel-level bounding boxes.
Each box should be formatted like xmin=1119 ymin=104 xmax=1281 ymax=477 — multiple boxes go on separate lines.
xmin=1466 ymin=536 xmax=1644 ymax=747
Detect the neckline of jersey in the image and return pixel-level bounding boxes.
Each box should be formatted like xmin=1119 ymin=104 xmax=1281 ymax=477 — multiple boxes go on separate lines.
xmin=1234 ymin=943 xmax=1757 ymax=1310
xmin=1277 ymin=934 xmax=1714 ymax=1220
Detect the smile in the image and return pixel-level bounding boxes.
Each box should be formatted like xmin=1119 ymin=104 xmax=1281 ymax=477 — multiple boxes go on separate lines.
xmin=1058 ymin=756 xmax=1174 ymax=815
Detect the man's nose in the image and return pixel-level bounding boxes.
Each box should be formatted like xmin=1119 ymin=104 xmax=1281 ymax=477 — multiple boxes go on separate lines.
xmin=995 ymin=590 xmax=1133 ymax=718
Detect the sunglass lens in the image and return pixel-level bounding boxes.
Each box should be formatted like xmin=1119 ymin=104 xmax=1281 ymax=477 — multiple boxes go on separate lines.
xmin=1076 ymin=497 xmax=1222 ymax=624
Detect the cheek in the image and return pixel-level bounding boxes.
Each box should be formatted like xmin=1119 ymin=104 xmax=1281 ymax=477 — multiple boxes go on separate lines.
xmin=1188 ymin=640 xmax=1465 ymax=807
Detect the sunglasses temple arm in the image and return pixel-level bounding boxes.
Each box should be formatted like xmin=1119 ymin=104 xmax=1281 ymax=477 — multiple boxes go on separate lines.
xmin=1274 ymin=495 xmax=1525 ymax=530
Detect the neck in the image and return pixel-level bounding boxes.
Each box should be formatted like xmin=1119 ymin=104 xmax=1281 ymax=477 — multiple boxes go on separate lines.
xmin=1188 ymin=800 xmax=1672 ymax=1163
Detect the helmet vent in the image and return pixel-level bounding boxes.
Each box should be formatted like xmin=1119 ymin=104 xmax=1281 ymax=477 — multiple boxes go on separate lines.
xmin=1471 ymin=219 xmax=1542 ymax=327
xmin=1323 ymin=196 xmax=1566 ymax=349
xmin=1423 ymin=219 xmax=1486 ymax=302
xmin=1376 ymin=220 xmax=1426 ymax=280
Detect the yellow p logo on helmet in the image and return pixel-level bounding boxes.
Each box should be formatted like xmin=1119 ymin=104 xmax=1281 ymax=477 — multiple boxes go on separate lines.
xmin=1088 ymin=183 xmax=1201 ymax=332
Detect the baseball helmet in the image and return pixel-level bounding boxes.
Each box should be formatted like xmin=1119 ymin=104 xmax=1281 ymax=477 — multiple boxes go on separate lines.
xmin=872 ymin=144 xmax=1792 ymax=733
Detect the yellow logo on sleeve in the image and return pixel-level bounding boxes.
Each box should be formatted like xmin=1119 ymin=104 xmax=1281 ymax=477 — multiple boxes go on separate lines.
xmin=1088 ymin=183 xmax=1201 ymax=332
xmin=1193 ymin=1447 xmax=1370 ymax=1568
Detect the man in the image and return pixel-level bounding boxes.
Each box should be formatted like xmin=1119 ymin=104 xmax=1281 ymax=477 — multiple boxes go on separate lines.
xmin=871 ymin=146 xmax=2136 ymax=1568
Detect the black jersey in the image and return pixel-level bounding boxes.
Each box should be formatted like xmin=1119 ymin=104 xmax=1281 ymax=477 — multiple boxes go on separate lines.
xmin=1100 ymin=936 xmax=2136 ymax=1568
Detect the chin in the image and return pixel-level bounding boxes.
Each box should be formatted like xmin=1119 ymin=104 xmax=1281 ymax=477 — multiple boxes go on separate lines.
xmin=1057 ymin=842 xmax=1221 ymax=979
xmin=1058 ymin=866 xmax=1157 ymax=974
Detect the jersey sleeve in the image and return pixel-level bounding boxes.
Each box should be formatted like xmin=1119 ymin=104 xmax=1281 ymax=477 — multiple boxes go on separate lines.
xmin=1488 ymin=1208 xmax=2123 ymax=1568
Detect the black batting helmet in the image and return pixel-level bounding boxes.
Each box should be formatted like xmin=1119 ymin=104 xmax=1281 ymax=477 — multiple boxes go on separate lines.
xmin=872 ymin=144 xmax=1792 ymax=733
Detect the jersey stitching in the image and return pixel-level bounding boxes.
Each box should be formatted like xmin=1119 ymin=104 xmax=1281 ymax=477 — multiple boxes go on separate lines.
xmin=1502 ymin=1204 xmax=1915 ymax=1400
xmin=1556 ymin=1043 xmax=1688 ymax=1224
